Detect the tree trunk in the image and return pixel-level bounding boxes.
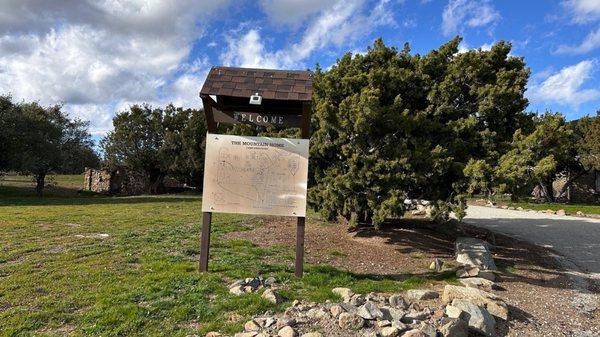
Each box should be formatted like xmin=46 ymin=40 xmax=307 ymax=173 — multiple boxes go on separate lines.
xmin=35 ymin=173 xmax=46 ymax=198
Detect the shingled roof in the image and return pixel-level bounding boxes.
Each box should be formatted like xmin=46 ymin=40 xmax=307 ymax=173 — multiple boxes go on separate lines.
xmin=200 ymin=66 xmax=313 ymax=101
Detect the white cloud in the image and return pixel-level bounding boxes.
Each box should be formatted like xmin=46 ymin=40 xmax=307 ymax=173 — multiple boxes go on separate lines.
xmin=259 ymin=0 xmax=332 ymax=26
xmin=442 ymin=0 xmax=500 ymax=36
xmin=528 ymin=59 xmax=600 ymax=106
xmin=562 ymin=0 xmax=600 ymax=24
xmin=221 ymin=0 xmax=395 ymax=69
xmin=555 ymin=25 xmax=600 ymax=54
xmin=0 ymin=0 xmax=228 ymax=134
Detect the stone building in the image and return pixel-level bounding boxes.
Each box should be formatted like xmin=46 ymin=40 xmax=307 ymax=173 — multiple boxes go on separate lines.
xmin=82 ymin=167 xmax=148 ymax=195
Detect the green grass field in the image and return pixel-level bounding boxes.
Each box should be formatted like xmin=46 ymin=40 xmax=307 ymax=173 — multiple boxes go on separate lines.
xmin=0 ymin=176 xmax=452 ymax=336
xmin=508 ymin=202 xmax=600 ymax=215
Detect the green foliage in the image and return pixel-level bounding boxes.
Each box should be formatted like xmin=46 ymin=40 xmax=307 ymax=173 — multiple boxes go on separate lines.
xmin=101 ymin=104 xmax=206 ymax=193
xmin=578 ymin=111 xmax=600 ymax=171
xmin=0 ymin=95 xmax=98 ymax=196
xmin=309 ymin=37 xmax=530 ymax=225
xmin=496 ymin=112 xmax=578 ymax=201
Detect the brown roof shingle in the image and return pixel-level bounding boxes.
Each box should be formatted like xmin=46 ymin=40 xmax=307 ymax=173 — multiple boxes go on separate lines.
xmin=200 ymin=66 xmax=313 ymax=102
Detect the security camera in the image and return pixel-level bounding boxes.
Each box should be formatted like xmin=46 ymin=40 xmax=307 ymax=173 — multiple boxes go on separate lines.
xmin=249 ymin=92 xmax=262 ymax=105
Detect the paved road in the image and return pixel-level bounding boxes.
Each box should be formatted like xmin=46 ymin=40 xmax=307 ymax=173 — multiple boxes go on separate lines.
xmin=464 ymin=205 xmax=600 ymax=275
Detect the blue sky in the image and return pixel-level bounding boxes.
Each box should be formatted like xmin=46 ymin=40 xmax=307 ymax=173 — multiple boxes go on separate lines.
xmin=0 ymin=0 xmax=599 ymax=137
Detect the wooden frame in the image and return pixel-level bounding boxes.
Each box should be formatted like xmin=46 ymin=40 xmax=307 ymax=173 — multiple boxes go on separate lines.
xmin=198 ymin=68 xmax=312 ymax=277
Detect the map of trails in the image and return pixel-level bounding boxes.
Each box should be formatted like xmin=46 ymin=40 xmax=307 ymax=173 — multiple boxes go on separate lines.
xmin=202 ymin=133 xmax=309 ymax=217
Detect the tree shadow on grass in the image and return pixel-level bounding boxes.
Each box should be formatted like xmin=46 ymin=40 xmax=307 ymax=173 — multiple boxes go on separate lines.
xmin=0 ymin=185 xmax=201 ymax=207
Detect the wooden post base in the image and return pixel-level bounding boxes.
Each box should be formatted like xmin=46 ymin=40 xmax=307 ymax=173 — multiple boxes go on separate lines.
xmin=199 ymin=212 xmax=212 ymax=272
xmin=295 ymin=217 xmax=306 ymax=277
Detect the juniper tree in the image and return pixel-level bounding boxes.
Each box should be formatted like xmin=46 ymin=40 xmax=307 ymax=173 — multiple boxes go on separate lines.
xmin=309 ymin=37 xmax=530 ymax=226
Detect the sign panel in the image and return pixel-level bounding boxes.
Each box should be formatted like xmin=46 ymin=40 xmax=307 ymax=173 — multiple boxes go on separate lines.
xmin=212 ymin=109 xmax=302 ymax=128
xmin=202 ymin=133 xmax=309 ymax=217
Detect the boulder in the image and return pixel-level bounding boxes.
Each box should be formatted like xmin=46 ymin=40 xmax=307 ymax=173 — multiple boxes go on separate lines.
xmin=439 ymin=318 xmax=468 ymax=337
xmin=234 ymin=333 xmax=258 ymax=337
xmin=442 ymin=285 xmax=508 ymax=320
xmin=576 ymin=211 xmax=585 ymax=216
xmin=380 ymin=326 xmax=400 ymax=337
xmin=278 ymin=326 xmax=298 ymax=337
xmin=556 ymin=209 xmax=566 ymax=216
xmin=332 ymin=287 xmax=354 ymax=302
xmin=349 ymin=294 xmax=366 ymax=306
xmin=357 ymin=301 xmax=383 ymax=320
xmin=264 ymin=277 xmax=277 ymax=287
xmin=406 ymin=289 xmax=439 ymax=301
xmin=451 ymin=299 xmax=496 ymax=337
xmin=388 ymin=294 xmax=409 ymax=309
xmin=306 ymin=308 xmax=329 ymax=320
xmin=262 ymin=289 xmax=284 ymax=304
xmin=338 ymin=312 xmax=364 ymax=330
xmin=455 ymin=237 xmax=497 ymax=271
xmin=418 ymin=322 xmax=437 ymax=337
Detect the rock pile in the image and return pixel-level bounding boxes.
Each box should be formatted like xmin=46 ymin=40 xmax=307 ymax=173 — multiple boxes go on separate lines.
xmin=229 ymin=277 xmax=283 ymax=304
xmin=203 ymin=284 xmax=508 ymax=337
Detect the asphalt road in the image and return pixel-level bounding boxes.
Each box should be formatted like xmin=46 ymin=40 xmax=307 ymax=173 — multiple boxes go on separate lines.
xmin=464 ymin=205 xmax=600 ymax=275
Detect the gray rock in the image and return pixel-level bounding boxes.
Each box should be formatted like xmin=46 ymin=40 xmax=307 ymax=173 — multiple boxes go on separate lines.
xmin=418 ymin=322 xmax=437 ymax=337
xmin=439 ymin=318 xmax=468 ymax=337
xmin=380 ymin=326 xmax=400 ymax=337
xmin=278 ymin=326 xmax=298 ymax=337
xmin=451 ymin=299 xmax=496 ymax=337
xmin=455 ymin=237 xmax=497 ymax=271
xmin=445 ymin=305 xmax=465 ymax=320
xmin=429 ymin=258 xmax=444 ymax=272
xmin=391 ymin=321 xmax=408 ymax=331
xmin=246 ymin=277 xmax=262 ymax=289
xmin=456 ymin=266 xmax=480 ymax=278
xmin=329 ymin=304 xmax=345 ymax=318
xmin=338 ymin=312 xmax=364 ymax=330
xmin=401 ymin=310 xmax=429 ymax=324
xmin=406 ymin=289 xmax=439 ymax=301
xmin=234 ymin=333 xmax=258 ymax=337
xmin=244 ymin=319 xmax=262 ymax=331
xmin=262 ymin=289 xmax=284 ymax=304
xmin=264 ymin=277 xmax=277 ymax=287
xmin=442 ymin=285 xmax=508 ymax=320
xmin=459 ymin=277 xmax=495 ymax=290
xmin=306 ymin=308 xmax=329 ymax=320
xmin=380 ymin=306 xmax=405 ymax=321
xmin=350 ymin=294 xmax=366 ymax=306
xmin=300 ymin=333 xmax=322 ymax=337
xmin=230 ymin=285 xmax=245 ymax=295
xmin=377 ymin=319 xmax=392 ymax=327
xmin=388 ymin=294 xmax=409 ymax=309
xmin=264 ymin=317 xmax=276 ymax=328
xmin=556 ymin=209 xmax=566 ymax=216
xmin=402 ymin=329 xmax=427 ymax=337
xmin=332 ymin=287 xmax=354 ymax=302
xmin=477 ymin=271 xmax=496 ymax=282
xmin=229 ymin=280 xmax=244 ymax=288
xmin=357 ymin=301 xmax=383 ymax=320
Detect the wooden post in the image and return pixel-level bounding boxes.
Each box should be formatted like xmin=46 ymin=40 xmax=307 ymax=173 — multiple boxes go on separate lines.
xmin=295 ymin=217 xmax=306 ymax=277
xmin=199 ymin=212 xmax=212 ymax=272
xmin=200 ymin=95 xmax=218 ymax=133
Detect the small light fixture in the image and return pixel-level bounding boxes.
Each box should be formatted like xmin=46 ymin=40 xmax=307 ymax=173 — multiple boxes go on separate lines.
xmin=249 ymin=92 xmax=262 ymax=105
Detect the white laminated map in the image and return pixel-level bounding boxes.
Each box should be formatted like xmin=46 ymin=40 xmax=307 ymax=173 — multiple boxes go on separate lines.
xmin=202 ymin=133 xmax=309 ymax=217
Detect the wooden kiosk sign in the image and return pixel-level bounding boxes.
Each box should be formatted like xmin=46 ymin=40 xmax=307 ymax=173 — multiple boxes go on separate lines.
xmin=199 ymin=66 xmax=313 ymax=277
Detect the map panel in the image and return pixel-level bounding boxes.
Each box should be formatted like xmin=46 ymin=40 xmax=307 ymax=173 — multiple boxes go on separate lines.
xmin=202 ymin=133 xmax=309 ymax=217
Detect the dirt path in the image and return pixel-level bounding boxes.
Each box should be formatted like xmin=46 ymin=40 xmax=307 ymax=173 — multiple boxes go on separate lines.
xmin=226 ymin=215 xmax=600 ymax=336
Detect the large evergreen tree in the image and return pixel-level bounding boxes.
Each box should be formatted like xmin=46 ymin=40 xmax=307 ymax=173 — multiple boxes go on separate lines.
xmin=309 ymin=37 xmax=530 ymax=226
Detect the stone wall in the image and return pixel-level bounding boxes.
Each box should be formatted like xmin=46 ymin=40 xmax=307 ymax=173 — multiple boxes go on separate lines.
xmin=82 ymin=168 xmax=111 ymax=193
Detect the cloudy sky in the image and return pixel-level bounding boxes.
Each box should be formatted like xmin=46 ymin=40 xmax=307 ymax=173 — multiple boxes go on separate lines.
xmin=1 ymin=0 xmax=599 ymax=136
